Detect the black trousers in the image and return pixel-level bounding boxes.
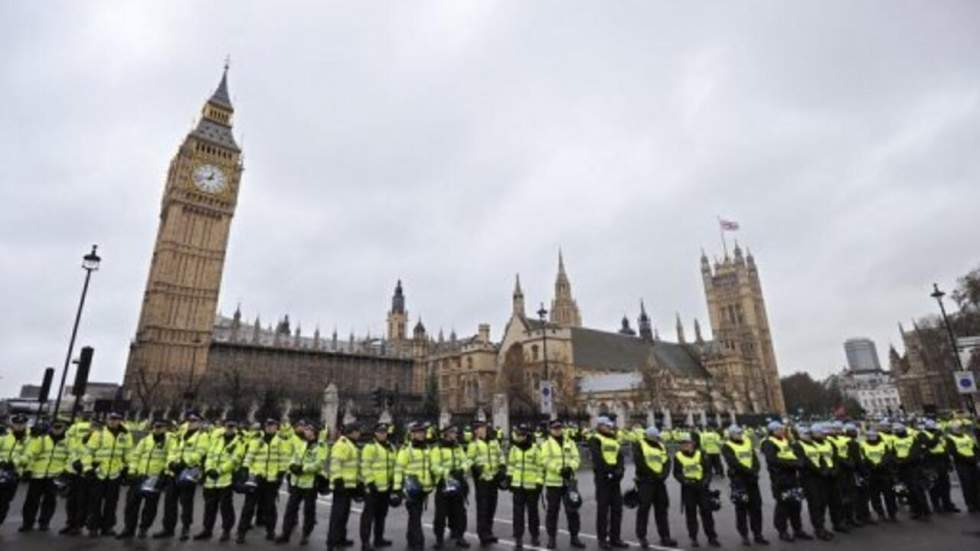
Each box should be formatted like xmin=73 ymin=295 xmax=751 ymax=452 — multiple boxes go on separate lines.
xmin=801 ymin=475 xmax=829 ymax=531
xmin=360 ymin=489 xmax=390 ymax=544
xmin=87 ymin=477 xmax=122 ymax=533
xmin=854 ymin=475 xmax=872 ymax=521
xmin=22 ymin=478 xmax=57 ymax=528
xmin=955 ymin=462 xmax=980 ymax=511
xmin=282 ymin=486 xmax=316 ymax=539
xmin=867 ymin=472 xmax=897 ymax=519
xmin=635 ymin=480 xmax=669 ymax=541
xmin=897 ymin=464 xmax=930 ymax=516
xmin=122 ymin=482 xmax=161 ymax=532
xmin=433 ymin=488 xmax=466 ymax=541
xmin=405 ymin=493 xmax=429 ymax=549
xmin=238 ymin=479 xmax=279 ymax=537
xmin=161 ymin=478 xmax=197 ymax=531
xmin=680 ymin=484 xmax=716 ymax=540
xmin=512 ymin=488 xmax=540 ymax=542
xmin=64 ymin=475 xmax=89 ymax=529
xmin=707 ymin=454 xmax=725 ymax=477
xmin=327 ymin=488 xmax=353 ymax=546
xmin=770 ymin=485 xmax=803 ymax=535
xmin=836 ymin=469 xmax=858 ymax=524
xmin=545 ymin=485 xmax=580 ymax=539
xmin=0 ymin=481 xmax=17 ymax=525
xmin=927 ymin=463 xmax=956 ymax=512
xmin=474 ymin=480 xmax=498 ymax=541
xmin=594 ymin=479 xmax=622 ymax=543
xmin=731 ymin=477 xmax=763 ymax=538
xmin=202 ymin=487 xmax=235 ymax=534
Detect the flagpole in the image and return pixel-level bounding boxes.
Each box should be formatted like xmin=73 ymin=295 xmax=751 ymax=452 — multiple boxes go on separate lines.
xmin=717 ymin=216 xmax=728 ymax=258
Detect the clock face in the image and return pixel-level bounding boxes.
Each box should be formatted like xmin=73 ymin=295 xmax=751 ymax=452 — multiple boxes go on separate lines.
xmin=192 ymin=164 xmax=227 ymax=193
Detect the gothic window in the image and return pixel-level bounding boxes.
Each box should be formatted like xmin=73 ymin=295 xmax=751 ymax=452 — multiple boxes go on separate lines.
xmin=531 ymin=345 xmax=539 ymax=361
xmin=466 ymin=357 xmax=473 ymax=370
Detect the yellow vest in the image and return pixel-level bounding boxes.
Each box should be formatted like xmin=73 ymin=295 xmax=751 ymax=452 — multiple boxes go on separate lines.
xmin=860 ymin=440 xmax=887 ymax=466
xmin=675 ymin=450 xmax=703 ymax=481
xmin=541 ymin=436 xmax=581 ymax=486
xmin=507 ymin=443 xmax=543 ymax=489
xmin=394 ymin=443 xmax=435 ymax=492
xmin=26 ymin=435 xmax=71 ymax=478
xmin=595 ymin=433 xmax=621 ymax=467
xmin=700 ymin=431 xmax=721 ymax=454
xmin=948 ymin=434 xmax=976 ymax=458
xmin=129 ymin=434 xmax=171 ymax=478
xmin=329 ymin=436 xmax=360 ymax=487
xmin=86 ymin=428 xmax=134 ymax=480
xmin=766 ymin=436 xmax=797 ymax=461
xmin=291 ymin=440 xmax=328 ymax=490
xmin=830 ymin=435 xmax=851 ymax=459
xmin=467 ymin=438 xmax=502 ymax=481
xmin=244 ymin=434 xmax=290 ymax=480
xmin=724 ymin=438 xmax=754 ymax=470
xmin=204 ymin=434 xmax=245 ymax=489
xmin=892 ymin=435 xmax=914 ymax=459
xmin=638 ymin=439 xmax=668 ymax=475
xmin=360 ymin=441 xmax=396 ymax=490
xmin=431 ymin=444 xmax=469 ymax=483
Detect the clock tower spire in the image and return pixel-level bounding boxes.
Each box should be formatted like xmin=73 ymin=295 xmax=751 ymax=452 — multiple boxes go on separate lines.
xmin=124 ymin=64 xmax=244 ymax=406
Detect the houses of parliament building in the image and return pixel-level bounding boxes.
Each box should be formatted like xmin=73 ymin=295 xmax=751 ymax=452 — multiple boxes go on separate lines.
xmin=122 ymin=68 xmax=786 ymax=419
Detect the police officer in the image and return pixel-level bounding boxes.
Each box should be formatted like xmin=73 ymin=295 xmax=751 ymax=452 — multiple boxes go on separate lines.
xmin=921 ymin=419 xmax=958 ymax=513
xmin=395 ymin=422 xmax=436 ymax=551
xmin=892 ymin=422 xmax=930 ymax=520
xmin=328 ymin=423 xmax=362 ymax=550
xmin=196 ymin=418 xmax=244 ymax=542
xmin=507 ymin=424 xmax=543 ymax=550
xmin=760 ymin=421 xmax=811 ymax=542
xmin=432 ymin=425 xmax=470 ymax=549
xmin=20 ymin=420 xmax=69 ymax=532
xmin=589 ymin=416 xmax=628 ymax=550
xmin=84 ymin=412 xmax=133 ymax=537
xmin=795 ymin=425 xmax=834 ymax=540
xmin=542 ymin=419 xmax=585 ymax=549
xmin=236 ymin=418 xmax=289 ymax=543
xmin=721 ymin=424 xmax=767 ymax=546
xmin=700 ymin=424 xmax=724 ymax=478
xmin=832 ymin=423 xmax=862 ymax=527
xmin=860 ymin=428 xmax=897 ymax=522
xmin=633 ymin=426 xmax=675 ymax=549
xmin=946 ymin=421 xmax=979 ymax=512
xmin=118 ymin=420 xmax=170 ymax=539
xmin=0 ymin=414 xmax=30 ymax=527
xmin=467 ymin=420 xmax=501 ymax=545
xmin=360 ymin=422 xmax=396 ymax=551
xmin=156 ymin=412 xmax=211 ymax=540
xmin=62 ymin=415 xmax=95 ymax=535
xmin=673 ymin=434 xmax=719 ymax=548
xmin=279 ymin=423 xmax=327 ymax=545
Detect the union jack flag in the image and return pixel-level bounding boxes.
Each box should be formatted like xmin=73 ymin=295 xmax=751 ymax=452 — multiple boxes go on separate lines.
xmin=719 ymin=219 xmax=740 ymax=231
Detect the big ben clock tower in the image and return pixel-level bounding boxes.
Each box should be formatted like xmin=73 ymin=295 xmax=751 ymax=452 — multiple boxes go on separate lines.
xmin=124 ymin=65 xmax=243 ymax=403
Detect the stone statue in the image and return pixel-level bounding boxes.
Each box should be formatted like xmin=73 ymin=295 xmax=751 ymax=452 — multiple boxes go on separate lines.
xmin=492 ymin=393 xmax=509 ymax=435
xmin=379 ymin=405 xmax=392 ymax=426
xmin=321 ymin=383 xmax=339 ymax=431
xmin=342 ymin=398 xmax=357 ymax=426
xmin=246 ymin=401 xmax=259 ymax=424
xmin=281 ymin=399 xmax=293 ymax=424
xmin=439 ymin=406 xmax=451 ymax=430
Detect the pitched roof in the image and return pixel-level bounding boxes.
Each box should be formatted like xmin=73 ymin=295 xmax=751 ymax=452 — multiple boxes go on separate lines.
xmin=192 ymin=118 xmax=240 ymax=152
xmin=579 ymin=372 xmax=643 ymax=393
xmin=209 ymin=68 xmax=233 ymax=109
xmin=569 ymin=326 xmax=710 ymax=379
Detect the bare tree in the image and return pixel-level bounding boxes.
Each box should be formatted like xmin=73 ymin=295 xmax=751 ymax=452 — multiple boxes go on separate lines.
xmin=129 ymin=362 xmax=165 ymax=413
xmin=638 ymin=350 xmax=678 ymax=412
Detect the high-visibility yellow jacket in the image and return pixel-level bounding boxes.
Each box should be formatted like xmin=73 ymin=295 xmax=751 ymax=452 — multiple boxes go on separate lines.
xmin=26 ymin=434 xmax=71 ymax=478
xmin=540 ymin=435 xmax=580 ymax=487
xmin=467 ymin=438 xmax=503 ymax=482
xmin=329 ymin=436 xmax=360 ymax=489
xmin=244 ymin=434 xmax=290 ymax=481
xmin=204 ymin=433 xmax=246 ymax=489
xmin=506 ymin=442 xmax=543 ymax=489
xmin=0 ymin=431 xmax=31 ymax=474
xmin=394 ymin=442 xmax=435 ymax=492
xmin=167 ymin=429 xmax=211 ymax=470
xmin=85 ymin=427 xmax=134 ymax=480
xmin=290 ymin=439 xmax=328 ymax=490
xmin=431 ymin=443 xmax=469 ymax=483
xmin=128 ymin=434 xmax=172 ymax=478
xmin=700 ymin=431 xmax=722 ymax=455
xmin=360 ymin=440 xmax=396 ymax=490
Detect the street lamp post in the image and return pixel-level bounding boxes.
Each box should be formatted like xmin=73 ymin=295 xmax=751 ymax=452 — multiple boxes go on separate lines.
xmin=930 ymin=283 xmax=975 ymax=413
xmin=52 ymin=245 xmax=101 ymax=419
xmin=537 ymin=303 xmax=552 ymax=418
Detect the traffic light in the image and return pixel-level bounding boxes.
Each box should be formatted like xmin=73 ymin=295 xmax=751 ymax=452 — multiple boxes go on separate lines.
xmin=38 ymin=367 xmax=55 ymax=404
xmin=72 ymin=346 xmax=94 ymax=397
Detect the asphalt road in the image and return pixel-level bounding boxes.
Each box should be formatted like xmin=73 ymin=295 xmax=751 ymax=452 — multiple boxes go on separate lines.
xmin=1 ymin=467 xmax=978 ymax=551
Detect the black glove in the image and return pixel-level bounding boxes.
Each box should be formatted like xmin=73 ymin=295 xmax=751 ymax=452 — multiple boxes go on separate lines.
xmin=119 ymin=467 xmax=128 ymax=480
xmin=472 ymin=464 xmax=484 ymax=478
xmin=206 ymin=469 xmax=220 ymax=480
xmin=334 ymin=479 xmax=345 ymax=492
xmin=289 ymin=464 xmax=303 ymax=476
xmin=560 ymin=467 xmax=574 ymax=479
xmin=535 ymin=484 xmax=543 ymax=494
xmin=0 ymin=461 xmax=13 ymax=470
xmin=169 ymin=461 xmax=181 ymax=473
xmin=72 ymin=460 xmax=84 ymax=473
xmin=367 ymin=482 xmax=378 ymax=494
xmin=23 ymin=470 xmax=33 ymax=480
xmin=613 ymin=468 xmax=624 ymax=481
xmin=450 ymin=468 xmax=464 ymax=480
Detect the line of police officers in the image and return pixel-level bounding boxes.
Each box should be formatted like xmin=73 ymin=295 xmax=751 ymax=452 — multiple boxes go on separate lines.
xmin=1 ymin=410 xmax=979 ymax=550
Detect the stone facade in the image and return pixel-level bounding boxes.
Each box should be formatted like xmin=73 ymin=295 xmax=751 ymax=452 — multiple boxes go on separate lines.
xmin=891 ymin=321 xmax=972 ymax=412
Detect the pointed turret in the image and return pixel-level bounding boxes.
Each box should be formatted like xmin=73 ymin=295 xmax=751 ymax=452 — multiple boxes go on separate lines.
xmin=209 ymin=60 xmax=233 ymax=110
xmin=619 ymin=315 xmax=636 ymax=336
xmin=193 ymin=62 xmax=239 ymax=151
xmin=387 ymin=279 xmax=408 ymax=341
xmin=413 ymin=318 xmax=427 ymax=339
xmin=694 ymin=318 xmax=704 ymax=343
xmin=550 ymin=248 xmax=582 ymax=327
xmin=252 ymin=315 xmax=261 ymax=343
xmin=638 ymin=300 xmax=653 ymax=340
xmin=512 ymin=273 xmax=525 ymax=317
xmin=700 ymin=248 xmax=712 ymax=276
xmin=733 ymin=240 xmax=744 ymax=264
xmin=676 ymin=313 xmax=686 ymax=344
xmin=313 ymin=326 xmax=321 ymax=349
xmin=391 ymin=280 xmax=405 ymax=314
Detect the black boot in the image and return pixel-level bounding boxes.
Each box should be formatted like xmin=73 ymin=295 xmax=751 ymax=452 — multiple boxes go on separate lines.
xmin=152 ymin=530 xmax=174 ymax=539
xmin=194 ymin=530 xmax=213 ymax=541
xmin=547 ymin=537 xmax=558 ymax=549
xmin=570 ymin=536 xmax=587 ymax=549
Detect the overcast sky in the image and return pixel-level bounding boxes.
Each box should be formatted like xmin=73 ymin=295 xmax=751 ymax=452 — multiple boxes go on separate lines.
xmin=2 ymin=1 xmax=979 ymax=395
